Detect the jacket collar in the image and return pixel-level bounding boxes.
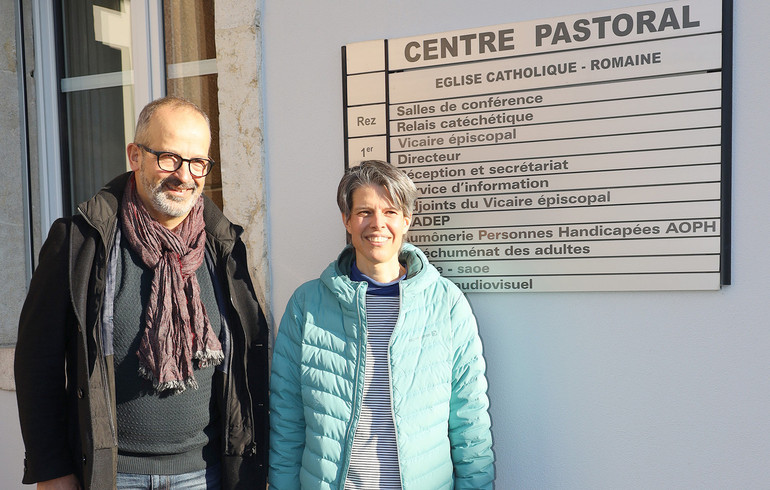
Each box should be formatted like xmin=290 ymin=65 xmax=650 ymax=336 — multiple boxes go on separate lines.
xmin=76 ymin=172 xmax=130 ymax=245
xmin=321 ymin=242 xmax=439 ymax=304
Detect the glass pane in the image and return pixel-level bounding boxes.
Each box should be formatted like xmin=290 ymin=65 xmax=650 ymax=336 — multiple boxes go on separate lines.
xmin=65 ymin=87 xmax=130 ymax=207
xmin=59 ymin=0 xmax=134 ymax=213
xmin=163 ymin=1 xmax=216 ymax=64
xmin=61 ymin=0 xmax=131 ymax=78
xmin=163 ymin=0 xmax=222 ymax=209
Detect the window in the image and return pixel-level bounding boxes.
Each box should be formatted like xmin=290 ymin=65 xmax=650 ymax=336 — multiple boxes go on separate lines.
xmin=60 ymin=0 xmax=136 ymax=210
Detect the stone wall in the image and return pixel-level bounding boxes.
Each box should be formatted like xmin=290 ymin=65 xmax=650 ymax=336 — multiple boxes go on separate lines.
xmin=215 ymin=1 xmax=272 ymax=327
xmin=0 ymin=0 xmax=26 ymax=390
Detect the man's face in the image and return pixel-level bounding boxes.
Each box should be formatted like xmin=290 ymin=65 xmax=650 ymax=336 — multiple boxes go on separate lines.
xmin=343 ymin=184 xmax=411 ymax=281
xmin=127 ymin=106 xmax=210 ymax=229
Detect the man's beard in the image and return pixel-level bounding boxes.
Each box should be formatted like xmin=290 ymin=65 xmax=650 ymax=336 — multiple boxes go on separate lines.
xmin=139 ymin=171 xmax=201 ymax=219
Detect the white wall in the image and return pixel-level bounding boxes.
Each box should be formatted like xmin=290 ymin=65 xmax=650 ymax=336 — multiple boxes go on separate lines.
xmin=263 ymin=0 xmax=770 ymax=488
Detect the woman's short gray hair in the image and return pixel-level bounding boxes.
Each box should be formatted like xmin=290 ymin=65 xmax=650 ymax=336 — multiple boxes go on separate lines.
xmin=337 ymin=160 xmax=418 ymax=218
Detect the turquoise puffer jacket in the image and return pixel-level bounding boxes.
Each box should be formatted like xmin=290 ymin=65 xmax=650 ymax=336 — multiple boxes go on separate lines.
xmin=269 ymin=243 xmax=494 ymax=489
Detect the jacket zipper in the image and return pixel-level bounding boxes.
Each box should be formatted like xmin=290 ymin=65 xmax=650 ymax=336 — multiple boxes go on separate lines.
xmin=388 ymin=288 xmax=406 ymax=489
xmin=222 ymin=310 xmax=234 ymax=453
xmin=340 ymin=282 xmax=367 ymax=489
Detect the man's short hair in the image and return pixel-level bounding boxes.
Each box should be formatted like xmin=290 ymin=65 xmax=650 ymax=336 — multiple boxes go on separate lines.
xmin=337 ymin=160 xmax=418 ymax=218
xmin=133 ymin=95 xmax=211 ymax=145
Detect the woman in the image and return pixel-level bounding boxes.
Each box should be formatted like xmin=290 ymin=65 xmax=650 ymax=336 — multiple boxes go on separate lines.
xmin=269 ymin=160 xmax=494 ymax=489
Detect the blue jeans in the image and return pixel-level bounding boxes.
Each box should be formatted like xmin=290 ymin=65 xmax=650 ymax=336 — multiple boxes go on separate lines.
xmin=116 ymin=464 xmax=221 ymax=489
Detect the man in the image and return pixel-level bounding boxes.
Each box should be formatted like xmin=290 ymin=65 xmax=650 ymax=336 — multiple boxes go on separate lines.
xmin=15 ymin=96 xmax=269 ymax=489
xmin=269 ymin=160 xmax=494 ymax=489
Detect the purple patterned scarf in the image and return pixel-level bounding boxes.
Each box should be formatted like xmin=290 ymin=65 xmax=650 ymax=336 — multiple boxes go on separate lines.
xmin=120 ymin=175 xmax=223 ymax=393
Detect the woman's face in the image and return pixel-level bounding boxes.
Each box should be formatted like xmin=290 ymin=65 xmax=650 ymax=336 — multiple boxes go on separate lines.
xmin=343 ymin=184 xmax=411 ymax=282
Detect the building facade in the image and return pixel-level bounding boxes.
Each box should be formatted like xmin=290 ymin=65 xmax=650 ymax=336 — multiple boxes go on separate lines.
xmin=5 ymin=0 xmax=770 ymax=488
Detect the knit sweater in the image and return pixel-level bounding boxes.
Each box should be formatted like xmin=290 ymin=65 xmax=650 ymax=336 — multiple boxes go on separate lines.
xmin=113 ymin=234 xmax=222 ymax=474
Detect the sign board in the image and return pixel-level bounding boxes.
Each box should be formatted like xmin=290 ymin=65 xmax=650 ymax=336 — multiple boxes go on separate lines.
xmin=342 ymin=0 xmax=732 ymax=292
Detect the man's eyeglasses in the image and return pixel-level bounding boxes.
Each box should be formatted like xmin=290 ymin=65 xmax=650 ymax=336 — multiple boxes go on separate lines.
xmin=136 ymin=144 xmax=215 ymax=178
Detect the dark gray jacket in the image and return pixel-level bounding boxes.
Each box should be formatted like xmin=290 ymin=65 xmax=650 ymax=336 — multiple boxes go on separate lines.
xmin=15 ymin=172 xmax=269 ymax=489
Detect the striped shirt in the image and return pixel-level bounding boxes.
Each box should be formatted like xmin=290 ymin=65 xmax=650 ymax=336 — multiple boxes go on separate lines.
xmin=345 ymin=267 xmax=403 ymax=489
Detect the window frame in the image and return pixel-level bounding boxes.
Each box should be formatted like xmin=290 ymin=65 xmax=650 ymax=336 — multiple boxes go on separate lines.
xmin=32 ymin=0 xmax=166 ymax=233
